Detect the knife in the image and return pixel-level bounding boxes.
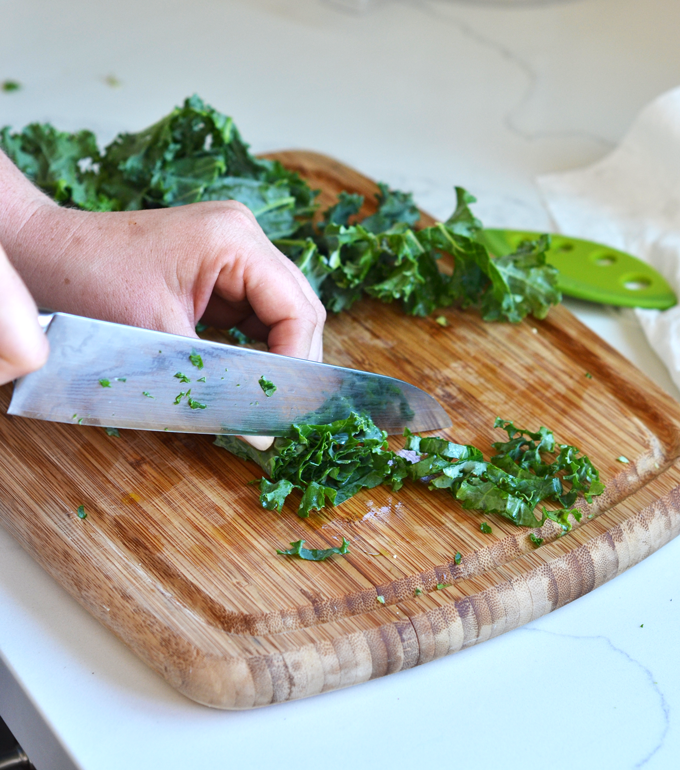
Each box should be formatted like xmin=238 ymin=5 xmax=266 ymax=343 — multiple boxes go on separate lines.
xmin=479 ymin=229 xmax=677 ymax=310
xmin=7 ymin=311 xmax=451 ymax=436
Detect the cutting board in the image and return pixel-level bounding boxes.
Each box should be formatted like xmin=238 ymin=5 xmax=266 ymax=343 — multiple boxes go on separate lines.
xmin=2 ymin=151 xmax=680 ymax=710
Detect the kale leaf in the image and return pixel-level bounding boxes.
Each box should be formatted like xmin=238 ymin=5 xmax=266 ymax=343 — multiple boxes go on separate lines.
xmin=1 ymin=95 xmax=317 ymax=239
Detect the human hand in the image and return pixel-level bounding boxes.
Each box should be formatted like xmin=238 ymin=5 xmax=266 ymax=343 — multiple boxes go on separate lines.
xmin=0 ymin=241 xmax=49 ymax=387
xmin=6 ymin=199 xmax=326 ymax=363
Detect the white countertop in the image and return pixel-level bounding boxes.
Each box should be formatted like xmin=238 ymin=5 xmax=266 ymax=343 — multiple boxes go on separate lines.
xmin=1 ymin=1 xmax=680 ymax=768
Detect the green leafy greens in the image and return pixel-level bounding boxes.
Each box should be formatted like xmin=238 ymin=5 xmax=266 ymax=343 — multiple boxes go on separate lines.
xmin=216 ymin=413 xmax=604 ymax=529
xmin=1 ymin=96 xmax=561 ymax=325
xmin=276 ymin=538 xmax=350 ymax=562
xmin=258 ymin=376 xmax=277 ymax=397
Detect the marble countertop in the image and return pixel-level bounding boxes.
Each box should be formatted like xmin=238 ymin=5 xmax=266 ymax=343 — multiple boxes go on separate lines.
xmin=1 ymin=1 xmax=679 ymax=768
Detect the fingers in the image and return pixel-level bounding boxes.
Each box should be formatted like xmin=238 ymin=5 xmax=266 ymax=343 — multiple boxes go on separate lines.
xmin=210 ymin=204 xmax=326 ymax=362
xmin=0 ymin=243 xmax=49 ymax=386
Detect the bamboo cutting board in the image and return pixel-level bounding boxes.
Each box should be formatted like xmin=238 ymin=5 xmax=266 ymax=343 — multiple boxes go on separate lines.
xmin=2 ymin=152 xmax=680 ymax=710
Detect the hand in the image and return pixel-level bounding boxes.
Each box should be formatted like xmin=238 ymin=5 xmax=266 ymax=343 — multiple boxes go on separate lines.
xmin=0 ymin=242 xmax=49 ymax=386
xmin=8 ymin=200 xmax=326 ymax=362
xmin=0 ymin=149 xmax=325 ymax=363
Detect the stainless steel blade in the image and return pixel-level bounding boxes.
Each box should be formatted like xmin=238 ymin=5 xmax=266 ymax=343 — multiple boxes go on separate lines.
xmin=8 ymin=312 xmax=451 ymax=436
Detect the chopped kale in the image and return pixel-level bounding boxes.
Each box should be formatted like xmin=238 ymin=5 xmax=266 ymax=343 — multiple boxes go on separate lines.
xmin=104 ymin=427 xmax=120 ymax=437
xmin=174 ymin=372 xmax=191 ymax=383
xmin=216 ymin=413 xmax=604 ymax=532
xmin=142 ymin=391 xmax=154 ymax=398
xmin=76 ymin=505 xmax=87 ymax=519
xmin=189 ymin=352 xmax=204 ymax=370
xmin=276 ymin=537 xmax=350 ymax=561
xmin=529 ymin=533 xmax=544 ymax=547
xmin=1 ymin=80 xmax=21 ymax=92
xmin=258 ymin=376 xmax=277 ymax=397
xmin=480 ymin=522 xmax=493 ymax=534
xmin=99 ymin=379 xmax=111 ymax=388
xmin=454 ymin=552 xmax=462 ymax=565
xmin=187 ymin=397 xmax=207 ymax=409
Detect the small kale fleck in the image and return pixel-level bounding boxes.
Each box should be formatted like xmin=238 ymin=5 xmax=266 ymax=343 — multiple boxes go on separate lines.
xmin=77 ymin=505 xmax=87 ymax=519
xmin=99 ymin=378 xmax=111 ymax=388
xmin=529 ymin=533 xmax=543 ymax=547
xmin=189 ymin=352 xmax=204 ymax=370
xmin=258 ymin=376 xmax=277 ymax=397
xmin=104 ymin=427 xmax=120 ymax=437
xmin=480 ymin=522 xmax=493 ymax=534
xmin=174 ymin=372 xmax=191 ymax=383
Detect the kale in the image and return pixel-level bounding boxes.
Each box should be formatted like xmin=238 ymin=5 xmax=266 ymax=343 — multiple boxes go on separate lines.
xmin=1 ymin=97 xmax=561 ymax=324
xmin=215 ymin=413 xmax=604 ymax=531
xmin=0 ymin=95 xmax=316 ymax=238
xmin=276 ymin=537 xmax=350 ymax=561
xmin=277 ymin=186 xmax=560 ymax=322
xmin=258 ymin=376 xmax=277 ymax=397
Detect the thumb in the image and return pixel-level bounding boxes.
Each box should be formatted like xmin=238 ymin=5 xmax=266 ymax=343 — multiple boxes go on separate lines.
xmin=0 ymin=244 xmax=49 ymax=386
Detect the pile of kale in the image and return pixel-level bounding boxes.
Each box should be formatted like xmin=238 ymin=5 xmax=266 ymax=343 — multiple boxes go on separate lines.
xmin=0 ymin=95 xmax=561 ymax=323
xmin=216 ymin=415 xmax=604 ymax=527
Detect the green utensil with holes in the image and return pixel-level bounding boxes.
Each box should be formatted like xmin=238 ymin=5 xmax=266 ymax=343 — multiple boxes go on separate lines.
xmin=481 ymin=229 xmax=677 ymax=310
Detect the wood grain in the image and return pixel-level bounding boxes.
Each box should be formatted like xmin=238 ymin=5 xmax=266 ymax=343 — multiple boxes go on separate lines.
xmin=1 ymin=151 xmax=680 ymax=708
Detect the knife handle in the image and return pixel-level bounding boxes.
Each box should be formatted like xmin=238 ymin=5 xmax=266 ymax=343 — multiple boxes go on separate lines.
xmin=37 ymin=310 xmax=56 ymax=332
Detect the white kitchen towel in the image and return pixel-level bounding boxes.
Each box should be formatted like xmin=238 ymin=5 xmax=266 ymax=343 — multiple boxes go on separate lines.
xmin=537 ymin=86 xmax=680 ymax=392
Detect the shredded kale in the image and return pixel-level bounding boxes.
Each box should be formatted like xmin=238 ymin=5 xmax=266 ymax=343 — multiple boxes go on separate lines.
xmin=216 ymin=412 xmax=392 ymax=517
xmin=215 ymin=413 xmax=604 ymax=530
xmin=276 ymin=537 xmax=350 ymax=561
xmin=2 ymin=97 xmax=561 ymax=324
xmin=174 ymin=372 xmax=191 ymax=383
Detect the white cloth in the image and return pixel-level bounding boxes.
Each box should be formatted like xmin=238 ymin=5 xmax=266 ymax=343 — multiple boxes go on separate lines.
xmin=537 ymin=86 xmax=680 ymax=392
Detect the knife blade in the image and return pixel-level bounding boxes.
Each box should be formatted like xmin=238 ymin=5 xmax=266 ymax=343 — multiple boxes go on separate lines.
xmin=7 ymin=312 xmax=451 ymax=436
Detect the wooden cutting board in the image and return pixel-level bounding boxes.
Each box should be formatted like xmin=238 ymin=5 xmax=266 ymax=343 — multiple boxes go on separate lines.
xmin=2 ymin=151 xmax=680 ymax=710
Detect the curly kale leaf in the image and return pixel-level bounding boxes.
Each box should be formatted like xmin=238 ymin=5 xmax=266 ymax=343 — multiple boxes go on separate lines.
xmin=0 ymin=123 xmax=109 ymax=210
xmin=1 ymin=95 xmax=317 ymax=239
xmin=279 ymin=184 xmax=560 ymax=322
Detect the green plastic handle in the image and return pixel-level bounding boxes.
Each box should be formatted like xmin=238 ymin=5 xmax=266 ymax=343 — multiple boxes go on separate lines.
xmin=481 ymin=229 xmax=677 ymax=310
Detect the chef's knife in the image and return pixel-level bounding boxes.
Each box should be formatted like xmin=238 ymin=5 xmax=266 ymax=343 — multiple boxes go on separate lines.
xmin=7 ymin=312 xmax=451 ymax=436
